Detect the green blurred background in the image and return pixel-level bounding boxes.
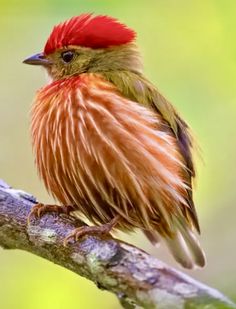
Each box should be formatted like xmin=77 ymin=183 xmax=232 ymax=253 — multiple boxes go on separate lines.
xmin=0 ymin=0 xmax=236 ymax=308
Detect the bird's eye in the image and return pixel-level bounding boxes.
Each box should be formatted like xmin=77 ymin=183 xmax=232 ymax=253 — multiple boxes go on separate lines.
xmin=61 ymin=51 xmax=75 ymax=63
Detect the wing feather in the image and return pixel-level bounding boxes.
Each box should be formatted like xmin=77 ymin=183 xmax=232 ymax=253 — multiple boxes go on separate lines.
xmin=103 ymin=71 xmax=200 ymax=233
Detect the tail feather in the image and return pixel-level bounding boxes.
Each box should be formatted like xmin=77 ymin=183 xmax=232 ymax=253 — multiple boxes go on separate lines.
xmin=143 ymin=230 xmax=160 ymax=246
xmin=176 ymin=219 xmax=206 ymax=267
xmin=145 ymin=218 xmax=206 ymax=269
xmin=165 ymin=231 xmax=194 ymax=269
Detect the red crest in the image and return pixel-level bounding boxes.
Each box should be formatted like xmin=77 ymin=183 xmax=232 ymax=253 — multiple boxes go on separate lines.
xmin=44 ymin=14 xmax=136 ymax=54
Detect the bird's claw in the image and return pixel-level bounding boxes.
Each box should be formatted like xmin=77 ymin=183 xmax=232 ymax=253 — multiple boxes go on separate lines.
xmin=63 ymin=216 xmax=119 ymax=246
xmin=27 ymin=203 xmax=74 ymax=225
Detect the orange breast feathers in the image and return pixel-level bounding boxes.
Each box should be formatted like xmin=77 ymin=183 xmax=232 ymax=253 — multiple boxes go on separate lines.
xmin=31 ymin=74 xmax=190 ymax=236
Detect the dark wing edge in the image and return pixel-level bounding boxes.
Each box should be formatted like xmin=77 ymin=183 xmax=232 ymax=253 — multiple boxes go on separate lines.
xmin=151 ymin=90 xmax=201 ymax=233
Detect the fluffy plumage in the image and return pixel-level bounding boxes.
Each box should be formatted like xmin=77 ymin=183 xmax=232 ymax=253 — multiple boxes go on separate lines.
xmin=27 ymin=14 xmax=205 ymax=269
xmin=44 ymin=14 xmax=136 ymax=54
xmin=32 ymin=74 xmax=189 ymax=232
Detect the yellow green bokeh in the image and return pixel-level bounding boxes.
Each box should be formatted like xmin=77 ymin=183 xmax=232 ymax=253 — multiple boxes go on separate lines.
xmin=0 ymin=1 xmax=236 ymax=308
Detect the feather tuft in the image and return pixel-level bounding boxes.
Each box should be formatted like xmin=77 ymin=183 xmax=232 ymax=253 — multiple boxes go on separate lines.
xmin=44 ymin=14 xmax=136 ymax=54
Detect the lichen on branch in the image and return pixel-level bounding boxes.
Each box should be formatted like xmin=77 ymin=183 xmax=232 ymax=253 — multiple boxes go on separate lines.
xmin=0 ymin=179 xmax=235 ymax=309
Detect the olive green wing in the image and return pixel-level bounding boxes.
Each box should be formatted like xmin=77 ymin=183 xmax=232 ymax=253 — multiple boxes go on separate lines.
xmin=148 ymin=84 xmax=200 ymax=233
xmin=102 ymin=71 xmax=200 ymax=233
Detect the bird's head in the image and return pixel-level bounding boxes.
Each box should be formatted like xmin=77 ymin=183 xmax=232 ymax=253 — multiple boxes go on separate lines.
xmin=23 ymin=14 xmax=142 ymax=80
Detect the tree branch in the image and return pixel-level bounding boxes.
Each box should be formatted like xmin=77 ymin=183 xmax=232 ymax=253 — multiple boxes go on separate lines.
xmin=0 ymin=179 xmax=235 ymax=309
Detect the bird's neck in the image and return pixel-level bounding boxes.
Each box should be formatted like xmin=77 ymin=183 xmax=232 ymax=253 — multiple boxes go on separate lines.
xmin=87 ymin=43 xmax=143 ymax=75
xmin=100 ymin=70 xmax=153 ymax=105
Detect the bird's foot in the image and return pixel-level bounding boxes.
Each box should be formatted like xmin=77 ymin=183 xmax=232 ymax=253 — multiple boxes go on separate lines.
xmin=27 ymin=203 xmax=74 ymax=225
xmin=64 ymin=215 xmax=119 ymax=246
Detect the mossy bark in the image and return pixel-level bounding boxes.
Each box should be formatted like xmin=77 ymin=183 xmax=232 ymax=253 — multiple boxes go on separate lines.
xmin=0 ymin=179 xmax=235 ymax=309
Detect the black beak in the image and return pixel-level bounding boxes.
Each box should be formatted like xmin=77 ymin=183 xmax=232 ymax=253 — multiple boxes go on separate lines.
xmin=23 ymin=53 xmax=52 ymax=66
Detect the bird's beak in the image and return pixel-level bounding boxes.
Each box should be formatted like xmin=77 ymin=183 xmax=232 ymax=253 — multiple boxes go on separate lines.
xmin=23 ymin=53 xmax=52 ymax=66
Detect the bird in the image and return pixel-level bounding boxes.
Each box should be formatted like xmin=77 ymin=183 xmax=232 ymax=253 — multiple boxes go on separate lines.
xmin=23 ymin=13 xmax=205 ymax=269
